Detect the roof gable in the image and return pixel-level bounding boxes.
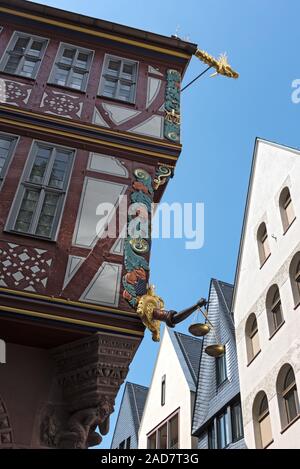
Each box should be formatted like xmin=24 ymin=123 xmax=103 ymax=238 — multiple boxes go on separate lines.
xmin=111 ymin=382 xmax=148 ymax=448
xmin=232 ymin=138 xmax=300 ymax=312
xmin=168 ymin=330 xmax=202 ymax=391
xmin=192 ymin=279 xmax=240 ymax=434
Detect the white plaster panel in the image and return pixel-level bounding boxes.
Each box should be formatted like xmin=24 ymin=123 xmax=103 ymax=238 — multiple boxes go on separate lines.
xmin=129 ymin=115 xmax=164 ymax=139
xmin=148 ymin=65 xmax=164 ymax=77
xmin=102 ymin=103 xmax=141 ymax=125
xmin=146 ymin=77 xmax=161 ymax=108
xmin=80 ymin=261 xmax=122 ymax=307
xmin=88 ymin=153 xmax=128 ymax=178
xmin=109 ymin=226 xmax=127 ymax=256
xmin=63 ymin=255 xmax=85 ymax=288
xmin=92 ymin=107 xmax=109 ymax=127
xmin=73 ymin=178 xmax=128 ymax=248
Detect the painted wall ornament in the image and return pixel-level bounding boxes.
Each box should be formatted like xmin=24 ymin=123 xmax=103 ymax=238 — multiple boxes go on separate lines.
xmin=164 ymin=69 xmax=181 ymax=143
xmin=122 ymin=168 xmax=153 ymax=307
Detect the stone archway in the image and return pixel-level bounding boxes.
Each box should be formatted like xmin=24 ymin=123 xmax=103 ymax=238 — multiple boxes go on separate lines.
xmin=0 ymin=396 xmax=13 ymax=448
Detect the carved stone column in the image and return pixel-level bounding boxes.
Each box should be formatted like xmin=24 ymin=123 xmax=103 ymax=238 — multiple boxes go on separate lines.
xmin=51 ymin=332 xmax=140 ymax=449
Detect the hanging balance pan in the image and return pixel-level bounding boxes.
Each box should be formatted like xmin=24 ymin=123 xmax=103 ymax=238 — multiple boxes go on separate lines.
xmin=205 ymin=344 xmax=225 ymax=358
xmin=188 ymin=323 xmax=211 ymax=337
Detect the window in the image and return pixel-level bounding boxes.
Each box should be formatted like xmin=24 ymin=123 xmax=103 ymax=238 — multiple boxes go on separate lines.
xmin=266 ymin=285 xmax=284 ymax=336
xmin=99 ymin=55 xmax=138 ymax=103
xmin=49 ymin=43 xmax=93 ymax=91
xmin=208 ymin=422 xmax=216 ymax=449
xmin=277 ymin=364 xmax=300 ymax=429
xmin=0 ymin=31 xmax=48 ymax=78
xmin=147 ymin=432 xmax=156 ymax=449
xmin=216 ymin=411 xmax=229 ymax=449
xmin=257 ymin=222 xmax=271 ymax=266
xmin=279 ymin=187 xmax=295 ymax=232
xmin=231 ymin=402 xmax=244 ymax=442
xmin=207 ymin=400 xmax=243 ymax=449
xmin=169 ymin=414 xmax=179 ymax=449
xmin=147 ymin=411 xmax=179 ymax=449
xmin=245 ymin=313 xmax=260 ymax=363
xmin=216 ymin=350 xmax=227 ymax=386
xmin=289 ymin=252 xmax=300 ymax=307
xmin=161 ymin=375 xmax=166 ymax=406
xmin=253 ymin=392 xmax=273 ymax=449
xmin=0 ymin=133 xmax=18 ymax=186
xmin=7 ymin=142 xmax=74 ymax=240
xmin=125 ymin=437 xmax=131 ymax=449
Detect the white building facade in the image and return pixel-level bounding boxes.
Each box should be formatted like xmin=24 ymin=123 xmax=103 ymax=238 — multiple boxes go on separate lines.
xmin=233 ymin=139 xmax=300 ymax=449
xmin=138 ymin=328 xmax=201 ymax=449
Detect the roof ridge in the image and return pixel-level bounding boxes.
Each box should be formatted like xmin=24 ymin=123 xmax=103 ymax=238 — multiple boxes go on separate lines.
xmin=129 ymin=382 xmax=142 ymax=426
xmin=127 ymin=382 xmax=149 ymax=390
xmin=175 ymin=331 xmax=202 ymax=342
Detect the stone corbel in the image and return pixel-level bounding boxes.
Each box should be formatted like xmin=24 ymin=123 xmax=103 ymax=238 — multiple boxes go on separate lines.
xmin=50 ymin=332 xmax=140 ymax=449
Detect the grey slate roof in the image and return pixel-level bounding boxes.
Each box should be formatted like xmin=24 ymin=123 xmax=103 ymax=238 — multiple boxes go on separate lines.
xmin=168 ymin=330 xmax=202 ymax=392
xmin=128 ymin=382 xmax=148 ymax=425
xmin=192 ymin=278 xmax=241 ymax=435
xmin=110 ymin=382 xmax=148 ymax=449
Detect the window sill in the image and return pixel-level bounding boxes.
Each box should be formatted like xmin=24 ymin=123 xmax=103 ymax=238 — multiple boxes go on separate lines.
xmin=268 ymin=320 xmax=285 ymax=340
xmin=280 ymin=413 xmax=300 ymax=434
xmin=263 ymin=438 xmax=274 ymax=449
xmin=0 ymin=70 xmax=36 ymax=82
xmin=283 ymin=217 xmax=296 ymax=235
xmin=294 ymin=301 xmax=300 ymax=311
xmin=247 ymin=349 xmax=261 ymax=367
xmin=260 ymin=253 xmax=271 ymax=269
xmin=46 ymin=81 xmax=87 ymax=95
xmin=97 ymin=94 xmax=137 ymax=107
xmin=3 ymin=229 xmax=57 ymax=244
xmin=216 ymin=377 xmax=229 ymax=389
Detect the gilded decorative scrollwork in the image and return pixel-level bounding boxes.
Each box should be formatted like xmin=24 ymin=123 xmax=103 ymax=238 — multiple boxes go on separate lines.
xmin=153 ymin=165 xmax=173 ymax=190
xmin=136 ymin=285 xmax=164 ymax=342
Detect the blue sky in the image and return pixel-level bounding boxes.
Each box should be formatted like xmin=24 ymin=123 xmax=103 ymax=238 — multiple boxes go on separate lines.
xmin=31 ymin=0 xmax=300 ymax=447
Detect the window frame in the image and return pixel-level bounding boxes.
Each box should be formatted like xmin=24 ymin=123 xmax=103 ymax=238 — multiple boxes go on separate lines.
xmin=270 ymin=288 xmax=284 ymax=332
xmin=99 ymin=53 xmax=139 ymax=103
xmin=216 ymin=348 xmax=227 ymax=387
xmin=5 ymin=140 xmax=75 ymax=241
xmin=147 ymin=409 xmax=179 ymax=450
xmin=279 ymin=187 xmax=295 ymax=233
xmin=246 ymin=314 xmax=261 ymax=364
xmin=161 ymin=374 xmax=166 ymax=406
xmin=282 ymin=369 xmax=299 ymax=424
xmin=257 ymin=222 xmax=271 ymax=267
xmin=0 ymin=30 xmax=48 ymax=79
xmin=257 ymin=394 xmax=273 ymax=449
xmin=0 ymin=132 xmax=19 ymax=188
xmin=216 ymin=410 xmax=229 ymax=449
xmin=231 ymin=401 xmax=244 ymax=442
xmin=48 ymin=42 xmax=94 ymax=92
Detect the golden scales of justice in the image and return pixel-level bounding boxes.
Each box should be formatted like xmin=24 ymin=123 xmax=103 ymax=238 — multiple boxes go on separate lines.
xmin=136 ymin=286 xmax=225 ymax=358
